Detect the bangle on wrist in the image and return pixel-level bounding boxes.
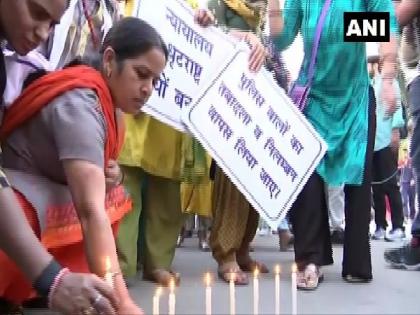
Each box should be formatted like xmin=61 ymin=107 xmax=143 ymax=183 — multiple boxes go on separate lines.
xmin=33 ymin=259 xmax=63 ymax=297
xmin=48 ymin=268 xmax=70 ymax=309
xmin=382 ymin=75 xmax=394 ymax=82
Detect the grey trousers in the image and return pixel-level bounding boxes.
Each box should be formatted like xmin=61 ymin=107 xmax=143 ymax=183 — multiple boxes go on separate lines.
xmin=326 ymin=184 xmax=345 ymax=231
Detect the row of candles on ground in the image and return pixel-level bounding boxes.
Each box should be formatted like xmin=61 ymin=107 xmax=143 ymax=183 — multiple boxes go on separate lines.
xmin=152 ymin=264 xmax=298 ymax=315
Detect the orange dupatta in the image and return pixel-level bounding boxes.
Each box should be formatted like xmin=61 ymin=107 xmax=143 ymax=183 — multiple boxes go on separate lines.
xmin=0 ymin=65 xmax=123 ymax=164
xmin=0 ymin=65 xmax=131 ymax=248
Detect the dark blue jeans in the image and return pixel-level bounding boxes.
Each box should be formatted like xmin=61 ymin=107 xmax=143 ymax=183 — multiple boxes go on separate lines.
xmin=400 ymin=181 xmax=416 ymax=220
xmin=407 ymin=76 xmax=420 ymax=237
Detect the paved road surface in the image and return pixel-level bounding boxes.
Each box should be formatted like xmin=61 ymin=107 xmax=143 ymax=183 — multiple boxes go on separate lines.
xmin=128 ymin=235 xmax=418 ymax=314
xmin=24 ymin=234 xmax=418 ymax=314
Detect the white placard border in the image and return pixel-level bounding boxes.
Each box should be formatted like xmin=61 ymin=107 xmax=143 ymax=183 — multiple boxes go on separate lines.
xmin=186 ymin=48 xmax=326 ymax=221
xmin=138 ymin=0 xmax=237 ymax=133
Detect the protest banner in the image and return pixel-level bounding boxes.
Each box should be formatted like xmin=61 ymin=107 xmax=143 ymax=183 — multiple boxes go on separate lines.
xmin=136 ymin=0 xmax=236 ymax=132
xmin=183 ymin=46 xmax=327 ymax=229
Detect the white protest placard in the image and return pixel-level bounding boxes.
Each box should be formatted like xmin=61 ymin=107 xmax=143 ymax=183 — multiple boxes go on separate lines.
xmin=182 ymin=46 xmax=327 ymax=229
xmin=136 ymin=0 xmax=237 ymax=132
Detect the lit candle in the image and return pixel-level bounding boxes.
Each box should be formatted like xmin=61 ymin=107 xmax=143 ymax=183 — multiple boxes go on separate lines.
xmin=153 ymin=287 xmax=162 ymax=315
xmin=229 ymin=272 xmax=235 ymax=315
xmin=168 ymin=278 xmax=176 ymax=315
xmin=104 ymin=257 xmax=114 ymax=289
xmin=205 ymin=273 xmax=212 ymax=315
xmin=291 ymin=264 xmax=297 ymax=315
xmin=275 ymin=265 xmax=280 ymax=315
xmin=253 ymin=268 xmax=260 ymax=315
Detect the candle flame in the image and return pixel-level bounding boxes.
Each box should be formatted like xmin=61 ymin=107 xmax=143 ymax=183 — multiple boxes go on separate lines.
xmin=253 ymin=268 xmax=259 ymax=278
xmin=155 ymin=286 xmax=162 ymax=297
xmin=230 ymin=272 xmax=235 ymax=283
xmin=169 ymin=278 xmax=175 ymax=292
xmin=105 ymin=256 xmax=111 ymax=272
xmin=275 ymin=264 xmax=281 ymax=274
xmin=292 ymin=263 xmax=298 ymax=273
xmin=205 ymin=273 xmax=211 ymax=286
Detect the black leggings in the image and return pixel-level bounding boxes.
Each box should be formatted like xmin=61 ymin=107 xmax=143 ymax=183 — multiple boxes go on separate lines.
xmin=290 ymin=86 xmax=376 ymax=279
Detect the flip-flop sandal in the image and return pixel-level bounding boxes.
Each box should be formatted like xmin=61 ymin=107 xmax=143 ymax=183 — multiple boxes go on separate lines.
xmin=143 ymin=269 xmax=181 ymax=286
xmin=217 ymin=264 xmax=249 ymax=285
xmin=238 ymin=260 xmax=269 ymax=273
xmin=297 ymin=264 xmax=323 ymax=291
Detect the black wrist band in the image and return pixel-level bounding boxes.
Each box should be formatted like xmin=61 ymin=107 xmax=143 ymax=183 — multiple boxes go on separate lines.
xmin=33 ymin=259 xmax=63 ymax=297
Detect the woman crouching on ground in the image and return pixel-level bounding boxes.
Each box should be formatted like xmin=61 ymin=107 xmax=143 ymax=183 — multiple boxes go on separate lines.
xmin=0 ymin=17 xmax=167 ymax=315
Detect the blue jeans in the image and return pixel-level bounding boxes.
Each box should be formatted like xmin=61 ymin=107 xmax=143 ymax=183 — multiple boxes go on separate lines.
xmin=278 ymin=218 xmax=290 ymax=231
xmin=400 ymin=181 xmax=416 ymax=219
xmin=407 ymin=76 xmax=420 ymax=237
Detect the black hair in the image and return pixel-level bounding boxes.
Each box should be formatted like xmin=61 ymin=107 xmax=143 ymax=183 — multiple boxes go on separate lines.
xmin=24 ymin=17 xmax=168 ymax=87
xmin=101 ymin=17 xmax=168 ymax=64
xmin=22 ymin=69 xmax=48 ymax=90
xmin=68 ymin=17 xmax=168 ymax=71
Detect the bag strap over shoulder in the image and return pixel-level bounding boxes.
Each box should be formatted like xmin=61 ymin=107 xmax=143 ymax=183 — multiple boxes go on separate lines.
xmin=307 ymin=0 xmax=332 ymax=85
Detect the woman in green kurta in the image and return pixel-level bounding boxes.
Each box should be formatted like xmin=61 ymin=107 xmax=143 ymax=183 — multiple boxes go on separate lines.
xmin=268 ymin=0 xmax=399 ymax=289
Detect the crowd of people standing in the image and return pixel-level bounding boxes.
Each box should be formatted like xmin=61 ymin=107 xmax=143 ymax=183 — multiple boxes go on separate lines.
xmin=0 ymin=0 xmax=418 ymax=314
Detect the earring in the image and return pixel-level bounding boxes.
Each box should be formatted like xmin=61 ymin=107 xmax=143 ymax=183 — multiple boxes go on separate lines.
xmin=107 ymin=69 xmax=112 ymax=78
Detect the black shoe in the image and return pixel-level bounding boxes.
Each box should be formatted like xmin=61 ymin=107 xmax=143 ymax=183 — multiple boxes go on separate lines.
xmin=342 ymin=274 xmax=372 ymax=283
xmin=384 ymin=240 xmax=420 ymax=270
xmin=0 ymin=298 xmax=23 ymax=315
xmin=331 ymin=229 xmax=345 ymax=245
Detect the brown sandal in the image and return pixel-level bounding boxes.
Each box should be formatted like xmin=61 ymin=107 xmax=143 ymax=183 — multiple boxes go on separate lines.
xmin=278 ymin=230 xmax=294 ymax=252
xmin=217 ymin=263 xmax=249 ymax=285
xmin=237 ymin=259 xmax=269 ymax=273
xmin=143 ymin=269 xmax=181 ymax=286
xmin=297 ymin=264 xmax=324 ymax=291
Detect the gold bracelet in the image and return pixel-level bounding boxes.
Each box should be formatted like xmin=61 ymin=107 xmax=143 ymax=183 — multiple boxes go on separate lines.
xmin=382 ymin=77 xmax=394 ymax=82
xmin=381 ymin=76 xmax=394 ymax=83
